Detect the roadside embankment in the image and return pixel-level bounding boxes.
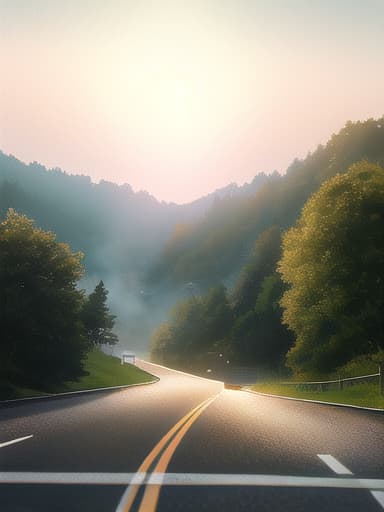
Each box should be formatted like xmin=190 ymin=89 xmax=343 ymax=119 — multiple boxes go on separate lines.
xmin=1 ymin=349 xmax=156 ymax=401
xmin=250 ymin=381 xmax=384 ymax=410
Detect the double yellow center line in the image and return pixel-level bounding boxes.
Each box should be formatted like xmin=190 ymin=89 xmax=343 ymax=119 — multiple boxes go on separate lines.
xmin=116 ymin=393 xmax=220 ymax=512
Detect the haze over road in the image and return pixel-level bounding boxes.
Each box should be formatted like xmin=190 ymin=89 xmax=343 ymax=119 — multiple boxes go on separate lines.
xmin=0 ymin=361 xmax=383 ymax=511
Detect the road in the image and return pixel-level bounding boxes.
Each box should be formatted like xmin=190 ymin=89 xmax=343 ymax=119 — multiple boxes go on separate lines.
xmin=0 ymin=360 xmax=383 ymax=511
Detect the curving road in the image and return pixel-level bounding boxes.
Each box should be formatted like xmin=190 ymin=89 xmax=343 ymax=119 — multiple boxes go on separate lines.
xmin=0 ymin=360 xmax=383 ymax=511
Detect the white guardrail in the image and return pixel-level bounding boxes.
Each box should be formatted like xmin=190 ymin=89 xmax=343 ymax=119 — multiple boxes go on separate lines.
xmin=281 ymin=369 xmax=382 ymax=392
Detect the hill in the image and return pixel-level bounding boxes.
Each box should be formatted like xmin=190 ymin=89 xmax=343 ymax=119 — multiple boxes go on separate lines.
xmin=0 ymin=151 xmax=270 ymax=352
xmin=147 ymin=118 xmax=384 ymax=293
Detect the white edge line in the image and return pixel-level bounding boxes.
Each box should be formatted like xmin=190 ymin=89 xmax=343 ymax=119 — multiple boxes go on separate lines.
xmin=0 ymin=379 xmax=159 ymax=405
xmin=317 ymin=454 xmax=353 ymax=475
xmin=243 ymin=388 xmax=384 ymax=413
xmin=1 ymin=472 xmax=384 ymax=490
xmin=0 ymin=435 xmax=33 ymax=449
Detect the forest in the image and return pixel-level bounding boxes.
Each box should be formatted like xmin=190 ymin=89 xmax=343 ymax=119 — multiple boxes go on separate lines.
xmin=0 ymin=150 xmax=271 ymax=352
xmin=0 ymin=209 xmax=118 ymax=394
xmin=1 ymin=117 xmax=384 ymax=381
xmin=150 ymin=118 xmax=384 ymax=378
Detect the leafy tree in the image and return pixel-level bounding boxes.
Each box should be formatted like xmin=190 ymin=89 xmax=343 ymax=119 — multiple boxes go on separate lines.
xmin=150 ymin=322 xmax=174 ymax=364
xmin=279 ymin=161 xmax=384 ymax=375
xmin=231 ymin=274 xmax=293 ymax=370
xmin=166 ymin=296 xmax=206 ymax=363
xmin=149 ymin=118 xmax=384 ymax=291
xmin=150 ymin=286 xmax=233 ymax=371
xmin=232 ymin=226 xmax=282 ymax=314
xmin=81 ymin=281 xmax=118 ymax=346
xmin=203 ymin=285 xmax=234 ymax=347
xmin=231 ymin=311 xmax=259 ymax=364
xmin=0 ymin=209 xmax=87 ymax=389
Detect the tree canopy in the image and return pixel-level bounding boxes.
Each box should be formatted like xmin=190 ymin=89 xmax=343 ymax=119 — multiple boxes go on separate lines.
xmin=81 ymin=280 xmax=118 ymax=346
xmin=151 ymin=285 xmax=233 ymax=371
xmin=279 ymin=161 xmax=384 ymax=375
xmin=0 ymin=209 xmax=87 ymax=389
xmin=148 ymin=118 xmax=384 ymax=292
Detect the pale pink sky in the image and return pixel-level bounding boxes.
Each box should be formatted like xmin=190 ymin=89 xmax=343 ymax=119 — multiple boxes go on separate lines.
xmin=1 ymin=1 xmax=383 ymax=203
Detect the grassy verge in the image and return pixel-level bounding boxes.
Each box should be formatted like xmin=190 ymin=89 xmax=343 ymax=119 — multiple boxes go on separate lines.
xmin=251 ymin=382 xmax=384 ymax=410
xmin=2 ymin=349 xmax=155 ymax=400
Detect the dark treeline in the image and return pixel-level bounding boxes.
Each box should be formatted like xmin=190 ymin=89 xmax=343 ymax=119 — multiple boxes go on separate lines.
xmin=0 ymin=210 xmax=118 ymax=396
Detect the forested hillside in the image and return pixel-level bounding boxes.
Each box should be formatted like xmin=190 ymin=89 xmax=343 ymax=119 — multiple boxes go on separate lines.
xmin=151 ymin=118 xmax=384 ymax=377
xmin=148 ymin=118 xmax=384 ymax=291
xmin=2 ymin=117 xmax=384 ymax=362
xmin=0 ymin=151 xmax=271 ymax=351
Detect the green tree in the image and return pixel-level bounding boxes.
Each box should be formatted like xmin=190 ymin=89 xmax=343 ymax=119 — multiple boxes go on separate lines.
xmin=81 ymin=281 xmax=118 ymax=346
xmin=150 ymin=322 xmax=174 ymax=364
xmin=0 ymin=209 xmax=87 ymax=389
xmin=231 ymin=274 xmax=293 ymax=370
xmin=279 ymin=162 xmax=384 ymax=375
xmin=203 ymin=285 xmax=233 ymax=348
xmin=232 ymin=226 xmax=282 ymax=315
xmin=150 ymin=286 xmax=234 ymax=371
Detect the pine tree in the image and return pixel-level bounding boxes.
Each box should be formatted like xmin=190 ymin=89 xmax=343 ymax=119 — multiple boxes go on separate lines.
xmin=81 ymin=281 xmax=118 ymax=346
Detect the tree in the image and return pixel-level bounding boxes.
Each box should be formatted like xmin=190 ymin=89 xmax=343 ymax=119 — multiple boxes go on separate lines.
xmin=231 ymin=274 xmax=293 ymax=370
xmin=150 ymin=322 xmax=174 ymax=364
xmin=279 ymin=162 xmax=384 ymax=375
xmin=231 ymin=226 xmax=283 ymax=315
xmin=0 ymin=209 xmax=87 ymax=389
xmin=81 ymin=281 xmax=118 ymax=346
xmin=203 ymin=285 xmax=233 ymax=348
xmin=150 ymin=286 xmax=234 ymax=371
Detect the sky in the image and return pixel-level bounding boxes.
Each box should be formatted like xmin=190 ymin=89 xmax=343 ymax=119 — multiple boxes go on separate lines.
xmin=1 ymin=0 xmax=383 ymax=204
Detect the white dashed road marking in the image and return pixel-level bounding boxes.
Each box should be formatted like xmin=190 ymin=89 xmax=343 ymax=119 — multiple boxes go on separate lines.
xmin=372 ymin=491 xmax=384 ymax=509
xmin=0 ymin=435 xmax=33 ymax=449
xmin=317 ymin=454 xmax=353 ymax=475
xmin=317 ymin=454 xmax=384 ymax=509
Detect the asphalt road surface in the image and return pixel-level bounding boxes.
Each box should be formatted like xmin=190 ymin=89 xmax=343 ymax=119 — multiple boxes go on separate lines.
xmin=0 ymin=360 xmax=383 ymax=512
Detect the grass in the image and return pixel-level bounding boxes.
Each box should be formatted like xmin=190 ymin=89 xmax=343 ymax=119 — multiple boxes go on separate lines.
xmin=2 ymin=349 xmax=155 ymax=400
xmin=251 ymin=382 xmax=384 ymax=410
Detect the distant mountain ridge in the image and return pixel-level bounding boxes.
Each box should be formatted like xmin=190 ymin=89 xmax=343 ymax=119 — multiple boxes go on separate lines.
xmin=0 ymin=149 xmax=274 ymax=352
xmin=0 ymin=151 xmax=269 ymax=268
xmin=0 ymin=150 xmax=274 ymax=211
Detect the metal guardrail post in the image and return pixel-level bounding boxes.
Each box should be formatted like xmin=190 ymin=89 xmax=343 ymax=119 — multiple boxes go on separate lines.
xmin=380 ymin=363 xmax=384 ymax=396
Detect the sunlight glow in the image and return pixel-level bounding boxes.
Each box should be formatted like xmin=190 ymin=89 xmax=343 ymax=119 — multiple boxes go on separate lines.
xmin=1 ymin=1 xmax=384 ymax=202
xmin=92 ymin=17 xmax=259 ymax=152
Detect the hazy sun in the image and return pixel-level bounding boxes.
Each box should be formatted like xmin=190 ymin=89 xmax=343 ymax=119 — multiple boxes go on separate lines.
xmin=90 ymin=10 xmax=258 ymax=153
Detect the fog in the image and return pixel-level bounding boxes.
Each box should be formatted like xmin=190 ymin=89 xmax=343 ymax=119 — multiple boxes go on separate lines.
xmin=0 ymin=151 xmax=271 ymax=358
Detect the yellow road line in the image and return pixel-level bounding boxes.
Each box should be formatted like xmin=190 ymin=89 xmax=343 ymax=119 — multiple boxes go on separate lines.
xmin=137 ymin=395 xmax=218 ymax=512
xmin=117 ymin=394 xmax=220 ymax=512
